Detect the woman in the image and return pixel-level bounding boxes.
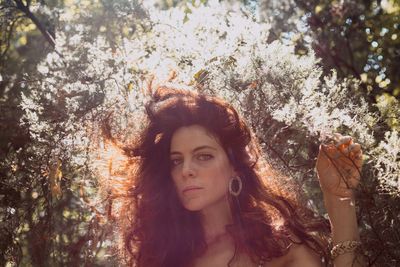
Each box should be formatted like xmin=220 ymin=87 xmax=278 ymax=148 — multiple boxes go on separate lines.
xmin=102 ymin=86 xmax=363 ymax=267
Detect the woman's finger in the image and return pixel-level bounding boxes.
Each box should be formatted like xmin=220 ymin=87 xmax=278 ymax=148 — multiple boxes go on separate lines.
xmin=353 ymin=152 xmax=363 ymax=168
xmin=337 ymin=137 xmax=354 ymax=155
xmin=349 ymin=143 xmax=361 ymax=153
xmin=321 ymin=144 xmax=341 ymax=159
xmin=336 ymin=135 xmax=353 ymax=147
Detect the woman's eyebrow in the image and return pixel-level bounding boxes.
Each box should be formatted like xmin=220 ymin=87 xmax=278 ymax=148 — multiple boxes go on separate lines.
xmin=170 ymin=145 xmax=217 ymax=155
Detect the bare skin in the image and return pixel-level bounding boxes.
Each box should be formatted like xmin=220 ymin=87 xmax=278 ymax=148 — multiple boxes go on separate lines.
xmin=191 ymin=238 xmax=321 ymax=267
xmin=316 ymin=133 xmax=364 ymax=267
xmin=171 ymin=126 xmax=363 ymax=267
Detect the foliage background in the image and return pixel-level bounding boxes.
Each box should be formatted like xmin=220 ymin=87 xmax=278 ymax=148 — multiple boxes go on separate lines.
xmin=0 ymin=0 xmax=399 ymax=266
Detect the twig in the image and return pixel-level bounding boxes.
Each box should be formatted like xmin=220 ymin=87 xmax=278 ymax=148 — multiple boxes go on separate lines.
xmin=13 ymin=0 xmax=56 ymax=48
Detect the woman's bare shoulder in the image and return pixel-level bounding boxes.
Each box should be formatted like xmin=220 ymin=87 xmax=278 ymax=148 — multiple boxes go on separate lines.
xmin=285 ymin=243 xmax=322 ymax=267
xmin=264 ymin=243 xmax=322 ymax=267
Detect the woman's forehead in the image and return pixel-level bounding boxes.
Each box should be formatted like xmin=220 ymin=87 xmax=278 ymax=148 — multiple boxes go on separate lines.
xmin=170 ymin=125 xmax=221 ymax=153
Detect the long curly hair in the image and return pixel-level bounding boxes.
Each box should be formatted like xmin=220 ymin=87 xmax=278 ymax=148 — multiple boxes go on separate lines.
xmin=100 ymin=86 xmax=330 ymax=267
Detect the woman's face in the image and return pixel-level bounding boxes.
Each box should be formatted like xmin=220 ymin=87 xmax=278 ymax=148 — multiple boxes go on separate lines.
xmin=170 ymin=125 xmax=236 ymax=211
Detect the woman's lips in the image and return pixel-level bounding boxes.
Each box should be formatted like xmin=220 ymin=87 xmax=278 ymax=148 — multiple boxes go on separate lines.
xmin=182 ymin=186 xmax=203 ymax=194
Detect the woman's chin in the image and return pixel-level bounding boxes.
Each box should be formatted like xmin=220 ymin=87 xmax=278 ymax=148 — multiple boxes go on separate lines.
xmin=182 ymin=201 xmax=204 ymax=211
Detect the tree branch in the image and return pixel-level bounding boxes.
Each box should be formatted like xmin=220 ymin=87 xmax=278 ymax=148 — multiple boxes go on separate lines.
xmin=0 ymin=16 xmax=23 ymax=60
xmin=13 ymin=0 xmax=56 ymax=48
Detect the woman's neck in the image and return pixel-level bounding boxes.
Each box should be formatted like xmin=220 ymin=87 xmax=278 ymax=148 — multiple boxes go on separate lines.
xmin=200 ymin=196 xmax=233 ymax=242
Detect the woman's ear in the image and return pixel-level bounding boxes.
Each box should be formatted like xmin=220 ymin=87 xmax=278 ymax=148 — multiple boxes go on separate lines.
xmin=227 ymin=148 xmax=236 ymax=164
xmin=230 ymin=166 xmax=239 ymax=177
xmin=231 ymin=170 xmax=239 ymax=177
xmin=226 ymin=147 xmax=240 ymax=177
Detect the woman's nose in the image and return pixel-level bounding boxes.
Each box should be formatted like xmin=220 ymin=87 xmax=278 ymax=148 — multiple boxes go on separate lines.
xmin=182 ymin=159 xmax=196 ymax=179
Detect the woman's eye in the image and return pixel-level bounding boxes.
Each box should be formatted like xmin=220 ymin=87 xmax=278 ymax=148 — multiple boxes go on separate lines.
xmin=170 ymin=158 xmax=182 ymax=166
xmin=197 ymin=154 xmax=213 ymax=161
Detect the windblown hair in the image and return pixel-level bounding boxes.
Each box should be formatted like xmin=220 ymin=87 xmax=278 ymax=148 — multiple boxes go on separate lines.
xmin=101 ymin=86 xmax=330 ymax=267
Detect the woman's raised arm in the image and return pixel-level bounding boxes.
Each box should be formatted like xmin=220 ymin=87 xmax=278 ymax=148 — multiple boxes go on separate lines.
xmin=316 ymin=133 xmax=364 ymax=267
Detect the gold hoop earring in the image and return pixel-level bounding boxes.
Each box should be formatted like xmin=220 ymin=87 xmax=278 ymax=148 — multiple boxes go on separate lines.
xmin=229 ymin=176 xmax=242 ymax=197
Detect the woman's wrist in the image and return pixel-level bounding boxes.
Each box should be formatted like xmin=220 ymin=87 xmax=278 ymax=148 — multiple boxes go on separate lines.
xmin=323 ymin=192 xmax=360 ymax=244
xmin=322 ymin=191 xmax=355 ymax=214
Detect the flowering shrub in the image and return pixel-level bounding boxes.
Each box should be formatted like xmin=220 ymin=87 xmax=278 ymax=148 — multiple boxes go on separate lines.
xmin=8 ymin=0 xmax=400 ymax=265
xmin=371 ymin=130 xmax=400 ymax=193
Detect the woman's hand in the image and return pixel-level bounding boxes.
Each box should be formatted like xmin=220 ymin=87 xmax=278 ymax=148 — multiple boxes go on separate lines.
xmin=316 ymin=133 xmax=363 ymax=198
xmin=317 ymin=134 xmax=365 ymax=267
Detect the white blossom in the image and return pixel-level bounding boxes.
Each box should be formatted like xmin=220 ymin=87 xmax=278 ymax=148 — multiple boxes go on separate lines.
xmin=20 ymin=0 xmax=398 ymax=195
xmin=371 ymin=131 xmax=400 ymax=193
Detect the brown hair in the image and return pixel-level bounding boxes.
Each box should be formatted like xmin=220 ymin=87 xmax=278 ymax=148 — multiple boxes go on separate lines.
xmin=101 ymin=86 xmax=330 ymax=267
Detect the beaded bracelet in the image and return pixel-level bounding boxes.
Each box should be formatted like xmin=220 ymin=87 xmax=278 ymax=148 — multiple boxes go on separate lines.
xmin=331 ymin=240 xmax=362 ymax=260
